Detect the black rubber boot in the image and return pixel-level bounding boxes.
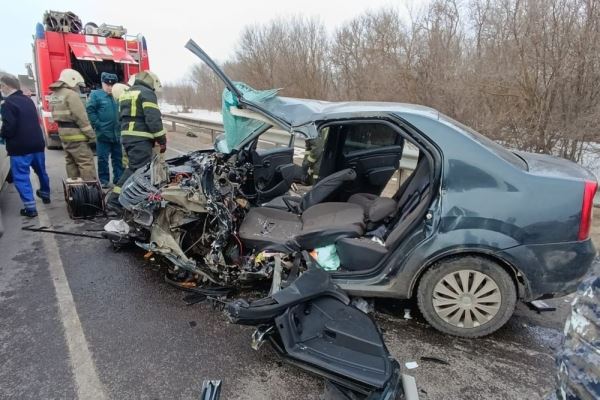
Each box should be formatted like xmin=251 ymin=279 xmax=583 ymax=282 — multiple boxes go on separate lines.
xmin=36 ymin=190 xmax=51 ymax=204
xmin=20 ymin=209 xmax=38 ymax=218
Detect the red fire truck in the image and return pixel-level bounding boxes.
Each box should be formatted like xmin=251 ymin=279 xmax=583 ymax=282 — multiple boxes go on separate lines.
xmin=32 ymin=11 xmax=150 ymax=148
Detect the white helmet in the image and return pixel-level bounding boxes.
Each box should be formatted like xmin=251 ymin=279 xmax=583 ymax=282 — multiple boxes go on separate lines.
xmin=146 ymin=71 xmax=162 ymax=93
xmin=133 ymin=70 xmax=162 ymax=93
xmin=112 ymin=83 xmax=129 ymax=101
xmin=58 ymin=69 xmax=85 ymax=88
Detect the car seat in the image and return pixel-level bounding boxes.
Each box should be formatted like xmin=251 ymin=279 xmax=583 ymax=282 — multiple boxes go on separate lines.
xmin=239 ymin=201 xmax=366 ymax=252
xmin=336 ymin=157 xmax=432 ymax=271
xmin=262 ymin=168 xmax=356 ymax=213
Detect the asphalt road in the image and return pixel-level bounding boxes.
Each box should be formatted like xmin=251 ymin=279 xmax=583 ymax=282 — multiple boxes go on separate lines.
xmin=0 ymin=128 xmax=594 ymax=400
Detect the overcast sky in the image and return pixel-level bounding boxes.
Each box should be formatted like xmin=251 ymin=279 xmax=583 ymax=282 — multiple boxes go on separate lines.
xmin=2 ymin=0 xmax=422 ymax=83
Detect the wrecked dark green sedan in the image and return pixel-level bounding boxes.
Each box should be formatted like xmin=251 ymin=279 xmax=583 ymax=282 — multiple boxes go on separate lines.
xmin=111 ymin=40 xmax=598 ymax=341
xmin=104 ymin=39 xmax=598 ymax=400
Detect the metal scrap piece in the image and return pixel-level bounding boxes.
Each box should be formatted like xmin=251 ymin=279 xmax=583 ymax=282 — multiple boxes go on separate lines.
xmin=200 ymin=380 xmax=222 ymax=400
xmin=251 ymin=325 xmax=274 ymax=351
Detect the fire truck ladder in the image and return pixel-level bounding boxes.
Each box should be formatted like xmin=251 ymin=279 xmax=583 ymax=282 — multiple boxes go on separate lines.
xmin=123 ymin=34 xmax=142 ymax=78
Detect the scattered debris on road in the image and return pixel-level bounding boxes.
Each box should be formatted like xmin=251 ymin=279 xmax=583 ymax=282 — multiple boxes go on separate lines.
xmin=22 ymin=225 xmax=105 ymax=239
xmin=200 ymin=379 xmax=222 ymax=400
xmin=420 ymin=356 xmax=450 ymax=366
xmin=527 ymin=300 xmax=557 ymax=313
xmin=405 ymin=361 xmax=419 ymax=370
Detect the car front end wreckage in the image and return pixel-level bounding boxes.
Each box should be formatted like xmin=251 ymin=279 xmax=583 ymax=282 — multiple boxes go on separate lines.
xmin=103 ymin=150 xmax=285 ymax=290
xmin=97 ymin=38 xmax=431 ymax=399
xmin=102 ymin=157 xmax=418 ymax=398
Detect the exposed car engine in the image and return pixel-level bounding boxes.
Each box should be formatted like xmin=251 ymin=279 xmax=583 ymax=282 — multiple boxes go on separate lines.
xmin=106 ymin=150 xmax=286 ymax=290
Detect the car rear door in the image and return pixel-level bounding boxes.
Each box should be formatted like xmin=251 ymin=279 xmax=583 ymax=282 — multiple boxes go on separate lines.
xmin=322 ymin=121 xmax=404 ymax=200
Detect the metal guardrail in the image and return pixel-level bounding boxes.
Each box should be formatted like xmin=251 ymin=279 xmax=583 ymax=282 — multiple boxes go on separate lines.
xmin=163 ymin=113 xmax=229 ymax=142
xmin=163 ymin=113 xmax=418 ymax=171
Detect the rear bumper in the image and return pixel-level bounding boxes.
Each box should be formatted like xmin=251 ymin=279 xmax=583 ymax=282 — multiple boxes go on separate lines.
xmin=495 ymin=239 xmax=597 ymax=300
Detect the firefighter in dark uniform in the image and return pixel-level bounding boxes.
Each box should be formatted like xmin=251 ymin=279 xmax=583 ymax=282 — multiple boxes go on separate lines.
xmin=48 ymin=69 xmax=97 ymax=181
xmin=111 ymin=82 xmax=130 ymax=170
xmin=107 ymin=71 xmax=166 ymax=210
xmin=302 ymin=127 xmax=328 ymax=185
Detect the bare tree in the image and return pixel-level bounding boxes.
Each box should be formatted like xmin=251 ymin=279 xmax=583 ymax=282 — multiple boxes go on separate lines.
xmin=232 ymin=16 xmax=331 ymax=98
xmin=330 ymin=8 xmax=408 ymax=101
xmin=162 ymin=80 xmax=198 ymax=112
xmin=465 ymin=0 xmax=600 ymax=161
xmin=189 ymin=63 xmax=224 ymax=110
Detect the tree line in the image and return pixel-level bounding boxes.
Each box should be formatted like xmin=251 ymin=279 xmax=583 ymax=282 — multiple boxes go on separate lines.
xmin=163 ymin=0 xmax=600 ymax=162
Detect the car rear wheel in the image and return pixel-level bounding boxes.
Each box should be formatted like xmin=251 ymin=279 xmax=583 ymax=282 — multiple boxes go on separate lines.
xmin=417 ymin=256 xmax=517 ymax=338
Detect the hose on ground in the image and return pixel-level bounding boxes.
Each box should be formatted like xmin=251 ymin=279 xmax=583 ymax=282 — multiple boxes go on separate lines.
xmin=66 ymin=183 xmax=104 ymax=219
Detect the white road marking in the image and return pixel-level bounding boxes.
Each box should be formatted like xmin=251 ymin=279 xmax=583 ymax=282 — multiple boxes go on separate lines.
xmin=37 ymin=208 xmax=107 ymax=400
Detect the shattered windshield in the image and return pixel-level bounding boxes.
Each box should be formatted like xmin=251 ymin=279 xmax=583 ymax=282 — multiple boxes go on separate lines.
xmin=218 ymin=82 xmax=280 ymax=153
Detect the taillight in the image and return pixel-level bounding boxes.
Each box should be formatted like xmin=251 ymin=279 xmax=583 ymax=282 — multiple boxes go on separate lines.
xmin=578 ymin=180 xmax=597 ymax=241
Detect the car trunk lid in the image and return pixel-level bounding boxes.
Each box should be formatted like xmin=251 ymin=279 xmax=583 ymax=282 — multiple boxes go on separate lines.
xmin=517 ymin=151 xmax=597 ymax=182
xmin=518 ymin=151 xmax=598 ymax=241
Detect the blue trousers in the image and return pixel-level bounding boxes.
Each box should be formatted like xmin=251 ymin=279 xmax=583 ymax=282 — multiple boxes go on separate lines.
xmin=97 ymin=140 xmax=124 ymax=185
xmin=10 ymin=152 xmax=50 ymax=212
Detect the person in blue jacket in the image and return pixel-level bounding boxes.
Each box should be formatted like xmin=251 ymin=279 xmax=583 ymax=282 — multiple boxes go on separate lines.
xmin=0 ymin=74 xmax=50 ymax=217
xmin=86 ymin=72 xmax=123 ymax=188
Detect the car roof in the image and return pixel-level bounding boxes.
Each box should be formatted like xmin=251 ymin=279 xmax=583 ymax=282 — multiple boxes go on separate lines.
xmin=260 ymin=96 xmax=442 ymax=127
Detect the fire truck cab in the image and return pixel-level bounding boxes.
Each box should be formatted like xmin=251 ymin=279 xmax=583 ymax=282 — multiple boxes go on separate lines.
xmin=32 ymin=11 xmax=150 ymax=149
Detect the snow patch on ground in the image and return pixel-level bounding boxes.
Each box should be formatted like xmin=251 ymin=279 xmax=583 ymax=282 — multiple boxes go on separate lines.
xmin=159 ymin=103 xmax=222 ymax=124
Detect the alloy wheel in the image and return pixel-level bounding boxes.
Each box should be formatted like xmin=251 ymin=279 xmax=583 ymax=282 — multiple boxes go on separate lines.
xmin=432 ymin=269 xmax=502 ymax=329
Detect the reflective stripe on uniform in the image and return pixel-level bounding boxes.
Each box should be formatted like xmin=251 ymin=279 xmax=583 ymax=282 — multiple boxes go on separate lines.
xmin=122 ymin=90 xmax=140 ymax=117
xmin=121 ymin=130 xmax=154 ymax=139
xmin=60 ymin=134 xmax=88 ymax=141
xmin=58 ymin=126 xmax=85 ymax=134
xmin=119 ymin=90 xmax=140 ymax=102
xmin=131 ymin=93 xmax=137 ymax=117
xmin=128 ymin=121 xmax=135 ymax=131
xmin=153 ymin=129 xmax=166 ymax=138
xmin=112 ymin=186 xmax=121 ymax=194
xmin=81 ymin=125 xmax=93 ymax=133
xmin=52 ymin=110 xmax=71 ymax=116
xmin=142 ymin=102 xmax=159 ymax=110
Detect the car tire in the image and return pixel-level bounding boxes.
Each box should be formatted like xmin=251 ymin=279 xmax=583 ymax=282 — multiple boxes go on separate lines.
xmin=417 ymin=256 xmax=517 ymax=338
